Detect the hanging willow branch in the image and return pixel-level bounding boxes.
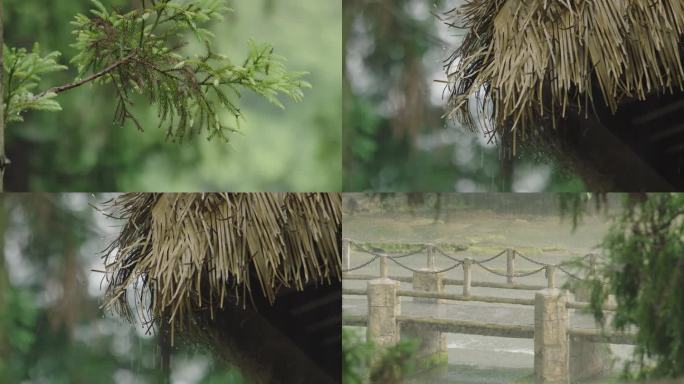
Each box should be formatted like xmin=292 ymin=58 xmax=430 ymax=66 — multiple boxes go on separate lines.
xmin=445 ymin=0 xmax=684 ymax=151
xmin=101 ymin=193 xmax=341 ymax=338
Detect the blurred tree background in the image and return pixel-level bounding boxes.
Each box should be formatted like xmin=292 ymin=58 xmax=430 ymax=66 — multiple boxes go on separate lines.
xmin=343 ymin=0 xmax=584 ymax=192
xmin=0 ymin=194 xmax=245 ymax=383
xmin=4 ymin=0 xmax=341 ymax=191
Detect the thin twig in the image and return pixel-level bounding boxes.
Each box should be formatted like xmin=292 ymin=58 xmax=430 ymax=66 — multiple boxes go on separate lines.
xmin=33 ymin=52 xmax=137 ymax=100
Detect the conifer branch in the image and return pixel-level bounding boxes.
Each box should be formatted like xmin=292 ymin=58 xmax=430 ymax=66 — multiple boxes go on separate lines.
xmin=4 ymin=0 xmax=309 ymax=142
xmin=34 ymin=51 xmax=137 ymax=100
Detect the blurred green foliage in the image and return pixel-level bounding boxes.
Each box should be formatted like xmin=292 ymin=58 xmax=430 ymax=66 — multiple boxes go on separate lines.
xmin=342 ymin=327 xmax=418 ymax=384
xmin=342 ymin=328 xmax=372 ymax=384
xmin=3 ymin=0 xmax=340 ymax=191
xmin=0 ymin=287 xmax=38 ymax=382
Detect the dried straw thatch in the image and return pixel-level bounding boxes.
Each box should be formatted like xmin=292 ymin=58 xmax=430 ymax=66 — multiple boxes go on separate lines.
xmin=102 ymin=193 xmax=341 ymax=335
xmin=446 ymin=0 xmax=684 ymax=150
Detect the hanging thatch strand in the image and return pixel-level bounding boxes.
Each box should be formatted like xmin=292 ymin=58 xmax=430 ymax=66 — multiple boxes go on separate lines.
xmin=446 ymin=0 xmax=684 ymax=148
xmin=102 ymin=193 xmax=341 ymax=334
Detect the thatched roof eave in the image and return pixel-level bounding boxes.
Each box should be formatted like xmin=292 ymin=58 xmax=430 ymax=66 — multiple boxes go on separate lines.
xmin=101 ymin=192 xmax=342 ymax=333
xmin=446 ymin=0 xmax=684 ymax=146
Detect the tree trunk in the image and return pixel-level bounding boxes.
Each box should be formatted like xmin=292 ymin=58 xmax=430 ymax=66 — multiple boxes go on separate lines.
xmin=159 ymin=310 xmax=171 ymax=384
xmin=0 ymin=197 xmax=8 ymax=362
xmin=0 ymin=0 xmax=5 ymax=191
xmin=499 ymin=129 xmax=514 ymax=192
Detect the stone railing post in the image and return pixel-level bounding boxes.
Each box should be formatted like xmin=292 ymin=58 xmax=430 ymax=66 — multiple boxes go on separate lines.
xmin=412 ymin=270 xmax=443 ymax=304
xmin=413 ymin=243 xmax=444 ymax=302
xmin=546 ymin=265 xmax=556 ymax=289
xmin=534 ymin=289 xmax=569 ymax=384
xmin=569 ymin=334 xmax=611 ymax=382
xmin=569 ymin=254 xmax=612 ymax=382
xmin=342 ymin=239 xmax=351 ymax=271
xmin=463 ymin=258 xmax=472 ymax=297
xmin=506 ymin=248 xmax=515 ymax=284
xmin=401 ymin=319 xmax=448 ymax=370
xmin=367 ymin=277 xmax=400 ymax=348
xmin=406 ymin=254 xmax=447 ymax=370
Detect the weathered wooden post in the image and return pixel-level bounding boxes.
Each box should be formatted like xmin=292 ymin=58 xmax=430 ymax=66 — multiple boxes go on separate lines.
xmin=342 ymin=238 xmax=351 ymax=271
xmin=379 ymin=255 xmax=388 ymax=278
xmin=463 ymin=258 xmax=472 ymax=297
xmin=589 ymin=254 xmax=597 ymax=276
xmin=546 ymin=265 xmax=556 ymax=289
xmin=367 ymin=275 xmax=400 ymax=348
xmin=573 ymin=254 xmax=597 ymax=298
xmin=573 ymin=254 xmax=597 ymax=302
xmin=426 ymin=244 xmax=435 ymax=269
xmin=534 ymin=289 xmax=569 ymax=384
xmin=506 ymin=248 xmax=515 ymax=284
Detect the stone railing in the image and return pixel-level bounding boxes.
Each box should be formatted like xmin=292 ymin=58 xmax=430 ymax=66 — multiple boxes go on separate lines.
xmin=343 ymin=286 xmax=634 ymax=383
xmin=342 ymin=240 xmax=633 ymax=383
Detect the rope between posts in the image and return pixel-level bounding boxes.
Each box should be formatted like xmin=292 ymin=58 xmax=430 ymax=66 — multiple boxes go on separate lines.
xmin=353 ymin=244 xmax=428 ymax=259
xmin=389 ymin=256 xmax=463 ymax=274
xmin=432 ymin=246 xmax=466 ymax=263
xmin=345 ymin=240 xmax=597 ymax=280
xmin=557 ymin=265 xmax=585 ymax=280
xmin=342 ymin=255 xmax=380 ymax=272
xmin=476 ymin=249 xmax=507 ymax=264
xmin=514 ymin=267 xmax=547 ymax=278
xmin=515 ymin=251 xmax=593 ymax=281
xmin=475 ymin=261 xmax=546 ymax=278
xmin=557 ymin=253 xmax=592 ymax=267
xmin=514 ymin=250 xmax=550 ymax=267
